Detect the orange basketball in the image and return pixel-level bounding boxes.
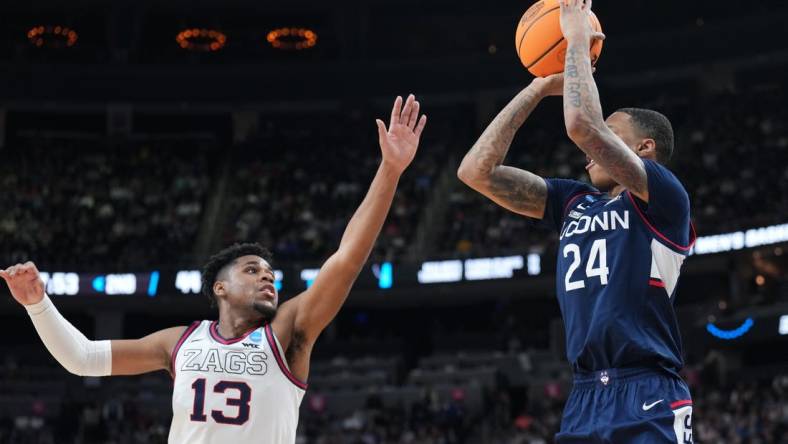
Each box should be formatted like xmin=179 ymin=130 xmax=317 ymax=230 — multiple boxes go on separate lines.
xmin=515 ymin=0 xmax=603 ymax=77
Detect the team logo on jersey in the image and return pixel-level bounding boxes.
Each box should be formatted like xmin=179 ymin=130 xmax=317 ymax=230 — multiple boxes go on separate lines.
xmin=599 ymin=371 xmax=609 ymax=386
xmin=568 ymin=210 xmax=583 ymax=220
xmin=249 ymin=330 xmax=262 ymax=343
xmin=180 ymin=348 xmax=268 ymax=375
xmin=559 ymin=210 xmax=630 ymax=240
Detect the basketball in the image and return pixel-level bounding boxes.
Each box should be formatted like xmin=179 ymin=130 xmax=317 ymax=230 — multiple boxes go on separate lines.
xmin=515 ymin=0 xmax=603 ymax=77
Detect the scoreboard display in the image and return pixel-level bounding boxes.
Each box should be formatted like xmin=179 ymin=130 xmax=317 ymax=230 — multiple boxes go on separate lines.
xmin=38 ymin=253 xmax=544 ymax=298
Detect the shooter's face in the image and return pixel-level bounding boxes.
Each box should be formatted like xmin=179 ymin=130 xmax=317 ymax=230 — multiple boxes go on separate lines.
xmin=585 ymin=112 xmax=642 ymax=192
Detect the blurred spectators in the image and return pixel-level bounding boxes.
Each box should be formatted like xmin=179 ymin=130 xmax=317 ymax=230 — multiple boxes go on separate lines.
xmin=222 ymin=105 xmax=473 ymax=263
xmin=0 ymin=138 xmax=214 ymax=269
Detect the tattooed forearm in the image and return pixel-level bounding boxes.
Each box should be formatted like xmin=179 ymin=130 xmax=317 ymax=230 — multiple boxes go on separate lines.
xmin=487 ymin=166 xmax=547 ymax=214
xmin=562 ymin=38 xmax=648 ymax=197
xmin=457 ymin=85 xmax=548 ymax=217
xmin=463 ymin=86 xmax=543 ymax=175
xmin=583 ymin=133 xmax=648 ymax=197
xmin=563 ymin=43 xmax=603 ymax=125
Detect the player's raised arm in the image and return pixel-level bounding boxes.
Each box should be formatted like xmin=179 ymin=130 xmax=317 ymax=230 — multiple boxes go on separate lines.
xmin=289 ymin=94 xmax=426 ymax=343
xmin=1 ymin=262 xmax=182 ymax=377
xmin=456 ymin=75 xmax=564 ymax=219
xmin=559 ymin=0 xmax=650 ymax=201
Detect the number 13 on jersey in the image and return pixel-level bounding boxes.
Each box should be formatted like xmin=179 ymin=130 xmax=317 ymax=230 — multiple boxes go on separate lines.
xmin=563 ymin=239 xmax=609 ymax=291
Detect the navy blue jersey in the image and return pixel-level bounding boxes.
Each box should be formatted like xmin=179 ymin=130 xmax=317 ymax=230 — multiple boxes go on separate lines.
xmin=541 ymin=160 xmax=696 ymax=373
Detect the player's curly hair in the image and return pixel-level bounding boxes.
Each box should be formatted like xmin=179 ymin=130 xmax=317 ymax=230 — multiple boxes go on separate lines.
xmin=201 ymin=242 xmax=273 ymax=308
xmin=617 ymin=107 xmax=675 ymax=164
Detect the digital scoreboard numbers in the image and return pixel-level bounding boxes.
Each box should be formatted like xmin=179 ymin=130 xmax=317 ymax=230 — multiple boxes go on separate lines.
xmin=40 ymin=271 xmax=157 ymax=297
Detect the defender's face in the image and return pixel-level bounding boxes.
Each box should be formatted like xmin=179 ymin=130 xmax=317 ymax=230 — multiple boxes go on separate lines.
xmin=586 ymin=112 xmax=640 ymax=191
xmin=223 ymin=255 xmax=278 ymax=314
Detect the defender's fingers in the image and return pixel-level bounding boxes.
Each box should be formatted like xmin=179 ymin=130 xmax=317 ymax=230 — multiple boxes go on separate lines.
xmin=408 ymin=101 xmax=420 ymax=131
xmin=400 ymin=94 xmax=415 ymax=127
xmin=414 ymin=115 xmax=427 ymax=139
xmin=390 ymin=96 xmax=403 ymax=127
xmin=376 ymin=119 xmax=387 ymax=141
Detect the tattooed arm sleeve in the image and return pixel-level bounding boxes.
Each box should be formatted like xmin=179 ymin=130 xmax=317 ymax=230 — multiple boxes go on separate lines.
xmin=457 ymin=84 xmax=549 ymax=219
xmin=562 ymin=39 xmax=649 ymax=201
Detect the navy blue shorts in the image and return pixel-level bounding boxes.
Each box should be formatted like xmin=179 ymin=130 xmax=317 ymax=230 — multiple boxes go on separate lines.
xmin=556 ymin=367 xmax=694 ymax=444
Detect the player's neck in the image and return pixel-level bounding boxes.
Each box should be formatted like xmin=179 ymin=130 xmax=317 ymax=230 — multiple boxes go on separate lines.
xmin=216 ymin=311 xmax=262 ymax=339
xmin=609 ymin=184 xmax=627 ymax=198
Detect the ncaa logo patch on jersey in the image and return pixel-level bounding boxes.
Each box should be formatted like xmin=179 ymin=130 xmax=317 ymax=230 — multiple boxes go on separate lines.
xmin=249 ymin=330 xmax=262 ymax=343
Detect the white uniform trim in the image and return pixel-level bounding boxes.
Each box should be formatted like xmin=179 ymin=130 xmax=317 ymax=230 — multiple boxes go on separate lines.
xmin=671 ymin=405 xmax=693 ymax=443
xmin=650 ymin=239 xmax=685 ymax=297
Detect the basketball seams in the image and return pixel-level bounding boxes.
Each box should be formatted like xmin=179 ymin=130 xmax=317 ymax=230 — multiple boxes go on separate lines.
xmin=527 ymin=36 xmax=565 ymax=69
xmin=517 ymin=5 xmax=561 ymax=61
xmin=517 ymin=3 xmax=603 ymax=76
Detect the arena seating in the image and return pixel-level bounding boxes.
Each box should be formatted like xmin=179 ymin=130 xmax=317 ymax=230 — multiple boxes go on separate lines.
xmin=1 ymin=344 xmax=785 ymax=443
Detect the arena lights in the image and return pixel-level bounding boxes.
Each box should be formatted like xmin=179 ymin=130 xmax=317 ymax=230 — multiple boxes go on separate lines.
xmin=373 ymin=263 xmax=393 ymax=289
xmin=691 ymin=222 xmax=788 ymax=256
xmin=706 ymin=318 xmax=755 ymax=340
xmin=175 ymin=28 xmax=227 ymax=52
xmin=780 ymin=315 xmax=788 ymax=336
xmin=266 ymin=27 xmax=317 ymax=50
xmin=300 ymin=268 xmax=319 ymax=288
xmin=27 ymin=25 xmax=78 ymax=48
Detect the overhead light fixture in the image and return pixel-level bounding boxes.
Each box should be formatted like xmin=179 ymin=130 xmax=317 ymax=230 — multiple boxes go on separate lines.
xmin=266 ymin=27 xmax=317 ymax=50
xmin=175 ymin=28 xmax=227 ymax=52
xmin=27 ymin=25 xmax=78 ymax=48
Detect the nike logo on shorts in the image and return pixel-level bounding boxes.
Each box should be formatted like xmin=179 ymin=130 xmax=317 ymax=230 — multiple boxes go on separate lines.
xmin=642 ymin=399 xmax=664 ymax=411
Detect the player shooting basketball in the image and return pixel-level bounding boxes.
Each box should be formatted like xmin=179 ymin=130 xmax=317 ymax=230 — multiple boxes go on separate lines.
xmin=458 ymin=0 xmax=696 ymax=442
xmin=1 ymin=95 xmax=427 ymax=444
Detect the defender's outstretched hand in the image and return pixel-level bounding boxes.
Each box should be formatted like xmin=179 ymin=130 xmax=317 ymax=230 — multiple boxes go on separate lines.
xmin=0 ymin=262 xmax=45 ymax=305
xmin=376 ymin=94 xmax=427 ymax=174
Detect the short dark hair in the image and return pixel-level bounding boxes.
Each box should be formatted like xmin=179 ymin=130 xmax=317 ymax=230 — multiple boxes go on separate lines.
xmin=201 ymin=242 xmax=273 ymax=307
xmin=616 ymin=108 xmax=675 ymax=163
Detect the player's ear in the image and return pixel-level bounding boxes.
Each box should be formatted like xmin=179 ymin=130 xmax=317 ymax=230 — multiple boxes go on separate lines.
xmin=213 ymin=281 xmax=226 ymax=298
xmin=637 ymin=138 xmax=657 ymax=159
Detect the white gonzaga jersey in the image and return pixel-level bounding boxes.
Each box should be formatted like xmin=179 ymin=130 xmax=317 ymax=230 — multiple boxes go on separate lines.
xmin=168 ymin=320 xmax=307 ymax=444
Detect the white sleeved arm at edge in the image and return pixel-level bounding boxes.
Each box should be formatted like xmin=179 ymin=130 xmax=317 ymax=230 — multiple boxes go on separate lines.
xmin=25 ymin=294 xmax=112 ymax=376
